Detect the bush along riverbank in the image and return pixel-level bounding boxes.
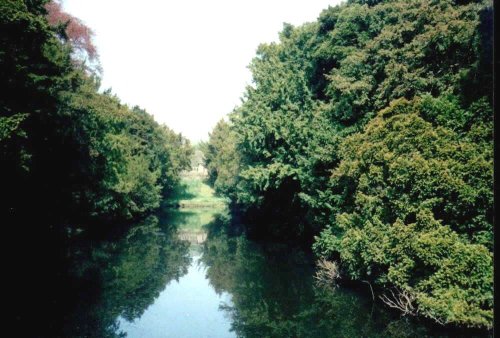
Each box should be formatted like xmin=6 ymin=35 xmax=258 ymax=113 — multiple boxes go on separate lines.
xmin=202 ymin=0 xmax=493 ymax=330
xmin=1 ymin=1 xmax=193 ymax=229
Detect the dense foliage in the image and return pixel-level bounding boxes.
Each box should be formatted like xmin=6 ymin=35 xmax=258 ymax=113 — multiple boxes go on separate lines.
xmin=203 ymin=0 xmax=493 ymax=328
xmin=0 ymin=0 xmax=191 ymax=225
xmin=200 ymin=212 xmax=473 ymax=338
xmin=201 ymin=119 xmax=240 ymax=199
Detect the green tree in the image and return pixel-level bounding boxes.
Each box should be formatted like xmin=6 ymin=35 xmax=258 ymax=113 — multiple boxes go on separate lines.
xmin=1 ymin=0 xmax=193 ymax=224
xmin=202 ymin=119 xmax=240 ymax=199
xmin=203 ymin=0 xmax=493 ymax=328
xmin=313 ymin=98 xmax=492 ymax=327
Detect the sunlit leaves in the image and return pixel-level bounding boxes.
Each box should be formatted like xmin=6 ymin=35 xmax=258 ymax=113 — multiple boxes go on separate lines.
xmin=203 ymin=0 xmax=492 ymax=328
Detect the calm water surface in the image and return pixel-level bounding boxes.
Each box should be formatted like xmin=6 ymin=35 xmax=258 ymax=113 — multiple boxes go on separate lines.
xmin=12 ymin=206 xmax=489 ymax=337
xmin=118 ymin=246 xmax=235 ymax=338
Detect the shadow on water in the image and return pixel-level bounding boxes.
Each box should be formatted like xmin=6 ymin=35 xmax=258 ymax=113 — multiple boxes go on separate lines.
xmin=199 ymin=213 xmax=392 ymax=338
xmin=199 ymin=212 xmax=492 ymax=338
xmin=8 ymin=214 xmax=191 ymax=338
xmin=7 ymin=205 xmax=492 ymax=337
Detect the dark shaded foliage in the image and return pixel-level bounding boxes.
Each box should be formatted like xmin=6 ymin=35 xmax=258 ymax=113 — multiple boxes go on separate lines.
xmin=203 ymin=0 xmax=493 ymax=328
xmin=0 ymin=0 xmax=192 ymax=227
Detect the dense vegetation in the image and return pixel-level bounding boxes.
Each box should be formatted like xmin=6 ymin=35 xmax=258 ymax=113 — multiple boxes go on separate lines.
xmin=0 ymin=0 xmax=191 ymax=226
xmin=203 ymin=0 xmax=493 ymax=329
xmin=201 ymin=213 xmax=429 ymax=338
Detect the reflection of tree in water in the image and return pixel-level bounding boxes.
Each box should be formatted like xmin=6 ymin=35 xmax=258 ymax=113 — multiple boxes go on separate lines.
xmin=200 ymin=213 xmax=429 ymax=338
xmin=59 ymin=215 xmax=191 ymax=337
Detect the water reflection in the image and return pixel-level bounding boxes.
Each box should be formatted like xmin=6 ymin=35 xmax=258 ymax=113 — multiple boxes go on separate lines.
xmin=117 ymin=208 xmax=234 ymax=337
xmin=118 ymin=247 xmax=234 ymax=338
xmin=78 ymin=217 xmax=191 ymax=336
xmin=161 ymin=208 xmax=219 ymax=245
xmin=12 ymin=207 xmax=489 ymax=337
xmin=200 ymin=213 xmax=435 ymax=338
xmin=33 ymin=215 xmax=191 ymax=337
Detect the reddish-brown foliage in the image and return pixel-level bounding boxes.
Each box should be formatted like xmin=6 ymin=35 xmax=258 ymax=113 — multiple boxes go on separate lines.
xmin=45 ymin=1 xmax=98 ymax=62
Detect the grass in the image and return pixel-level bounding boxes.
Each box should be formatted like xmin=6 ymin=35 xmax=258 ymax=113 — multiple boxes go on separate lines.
xmin=166 ymin=175 xmax=229 ymax=209
xmin=162 ymin=173 xmax=228 ymax=233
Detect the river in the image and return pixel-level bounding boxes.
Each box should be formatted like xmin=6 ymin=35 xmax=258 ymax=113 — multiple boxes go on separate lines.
xmin=51 ymin=208 xmax=405 ymax=338
xmin=8 ymin=177 xmax=489 ymax=337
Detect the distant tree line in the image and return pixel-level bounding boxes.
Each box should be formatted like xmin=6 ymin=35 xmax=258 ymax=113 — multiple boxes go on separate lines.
xmin=202 ymin=0 xmax=493 ymax=329
xmin=0 ymin=0 xmax=192 ymax=226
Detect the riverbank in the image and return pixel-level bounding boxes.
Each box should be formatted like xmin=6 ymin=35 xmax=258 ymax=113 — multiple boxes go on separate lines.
xmin=164 ymin=171 xmax=229 ymax=209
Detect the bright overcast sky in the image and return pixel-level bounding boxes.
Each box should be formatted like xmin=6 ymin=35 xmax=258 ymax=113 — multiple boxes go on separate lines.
xmin=62 ymin=0 xmax=342 ymax=143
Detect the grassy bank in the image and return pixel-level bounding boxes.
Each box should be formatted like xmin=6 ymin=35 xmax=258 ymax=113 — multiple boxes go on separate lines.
xmin=163 ymin=171 xmax=228 ymax=236
xmin=165 ymin=173 xmax=229 ymax=209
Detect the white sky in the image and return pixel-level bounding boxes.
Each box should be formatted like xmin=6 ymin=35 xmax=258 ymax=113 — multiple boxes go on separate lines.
xmin=62 ymin=0 xmax=341 ymax=143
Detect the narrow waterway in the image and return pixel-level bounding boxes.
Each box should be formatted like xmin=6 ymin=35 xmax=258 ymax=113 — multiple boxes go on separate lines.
xmin=117 ymin=208 xmax=235 ymax=338
xmin=11 ymin=176 xmax=489 ymax=337
xmin=101 ymin=204 xmax=437 ymax=338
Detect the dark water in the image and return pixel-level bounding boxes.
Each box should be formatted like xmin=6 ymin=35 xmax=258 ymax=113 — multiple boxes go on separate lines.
xmin=8 ymin=207 xmax=490 ymax=337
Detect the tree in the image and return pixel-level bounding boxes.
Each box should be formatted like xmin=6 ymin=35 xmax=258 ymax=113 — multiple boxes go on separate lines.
xmin=45 ymin=0 xmax=100 ymax=73
xmin=1 ymin=0 xmax=192 ymax=225
xmin=314 ymin=98 xmax=493 ymax=328
xmin=203 ymin=0 xmax=493 ymax=328
xmin=203 ymin=119 xmax=240 ymax=199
